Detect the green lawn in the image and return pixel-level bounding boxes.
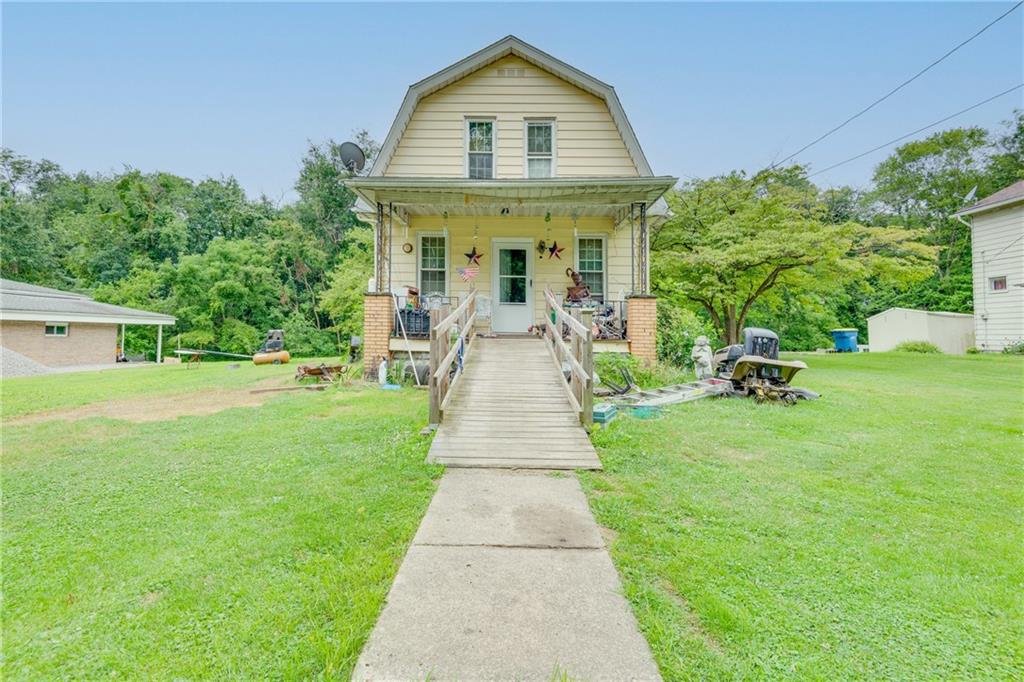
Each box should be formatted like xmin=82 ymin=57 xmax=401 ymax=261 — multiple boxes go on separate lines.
xmin=581 ymin=352 xmax=1023 ymax=680
xmin=3 ymin=353 xmax=1021 ymax=679
xmin=2 ymin=361 xmax=441 ymax=679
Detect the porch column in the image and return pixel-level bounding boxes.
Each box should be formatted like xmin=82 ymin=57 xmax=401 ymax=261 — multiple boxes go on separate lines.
xmin=373 ymin=201 xmax=393 ymax=294
xmin=156 ymin=324 xmax=163 ymax=364
xmin=634 ymin=201 xmax=649 ymax=295
xmin=362 ymin=292 xmax=394 ymax=379
xmin=627 ymin=295 xmax=657 ymax=366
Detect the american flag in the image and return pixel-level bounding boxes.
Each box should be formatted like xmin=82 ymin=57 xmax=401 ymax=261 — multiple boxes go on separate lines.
xmin=457 ymin=266 xmax=479 ymax=282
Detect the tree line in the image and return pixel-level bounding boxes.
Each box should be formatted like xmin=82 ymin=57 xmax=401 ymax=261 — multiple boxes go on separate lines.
xmin=1 ymin=113 xmax=1020 ymax=359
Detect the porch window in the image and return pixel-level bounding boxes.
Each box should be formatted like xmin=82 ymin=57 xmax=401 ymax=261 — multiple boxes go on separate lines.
xmin=526 ymin=120 xmax=554 ymax=178
xmin=576 ymin=236 xmax=605 ymax=299
xmin=418 ymin=234 xmax=447 ymax=295
xmin=467 ymin=120 xmax=494 ymax=179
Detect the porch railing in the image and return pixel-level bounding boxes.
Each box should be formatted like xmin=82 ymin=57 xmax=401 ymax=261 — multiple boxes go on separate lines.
xmin=542 ymin=288 xmax=594 ymax=426
xmin=392 ymin=295 xmax=458 ymax=338
xmin=563 ymin=298 xmax=628 ymax=340
xmin=428 ymin=288 xmax=478 ymax=424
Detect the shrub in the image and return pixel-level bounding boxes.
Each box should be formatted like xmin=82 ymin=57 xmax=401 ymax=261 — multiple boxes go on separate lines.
xmin=966 ymin=346 xmax=982 ymax=354
xmin=657 ymin=304 xmax=716 ymax=368
xmin=594 ymin=352 xmax=690 ymax=390
xmin=1002 ymin=340 xmax=1024 ymax=355
xmin=893 ymin=340 xmax=942 ymax=354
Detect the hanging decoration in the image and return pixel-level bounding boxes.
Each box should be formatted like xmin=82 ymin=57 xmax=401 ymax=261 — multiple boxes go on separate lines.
xmin=464 ymin=245 xmax=484 ymax=265
xmin=536 ymin=240 xmax=548 ymax=257
xmin=547 ymin=241 xmax=565 ymax=260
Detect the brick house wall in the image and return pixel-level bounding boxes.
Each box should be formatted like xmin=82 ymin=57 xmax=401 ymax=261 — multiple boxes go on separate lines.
xmin=362 ymin=293 xmax=394 ymax=379
xmin=0 ymin=320 xmax=117 ymax=367
xmin=626 ymin=295 xmax=657 ymax=365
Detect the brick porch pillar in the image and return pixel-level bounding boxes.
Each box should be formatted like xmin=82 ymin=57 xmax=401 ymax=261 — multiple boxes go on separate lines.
xmin=363 ymin=292 xmax=394 ymax=379
xmin=627 ymin=295 xmax=657 ymax=366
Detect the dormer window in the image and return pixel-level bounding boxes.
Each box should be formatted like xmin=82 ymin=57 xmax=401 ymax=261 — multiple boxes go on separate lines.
xmin=467 ymin=119 xmax=494 ymax=179
xmin=526 ymin=120 xmax=555 ymax=178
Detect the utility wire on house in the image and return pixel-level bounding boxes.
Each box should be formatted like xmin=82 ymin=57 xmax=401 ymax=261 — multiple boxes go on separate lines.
xmin=773 ymin=0 xmax=1023 ymax=168
xmin=808 ymin=83 xmax=1024 ymax=178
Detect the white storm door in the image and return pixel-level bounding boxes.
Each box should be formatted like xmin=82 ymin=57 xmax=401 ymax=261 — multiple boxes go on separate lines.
xmin=491 ymin=239 xmax=533 ymax=333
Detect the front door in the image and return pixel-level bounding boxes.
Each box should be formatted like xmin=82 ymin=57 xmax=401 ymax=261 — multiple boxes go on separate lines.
xmin=491 ymin=239 xmax=533 ymax=333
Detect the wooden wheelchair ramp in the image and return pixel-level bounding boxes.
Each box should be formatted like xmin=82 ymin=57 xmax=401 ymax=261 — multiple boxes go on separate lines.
xmin=427 ymin=337 xmax=601 ymax=470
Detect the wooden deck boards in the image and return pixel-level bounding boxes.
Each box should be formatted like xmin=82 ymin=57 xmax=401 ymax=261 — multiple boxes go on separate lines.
xmin=427 ymin=337 xmax=601 ymax=470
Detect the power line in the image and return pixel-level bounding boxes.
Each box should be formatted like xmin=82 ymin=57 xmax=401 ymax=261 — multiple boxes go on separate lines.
xmin=774 ymin=0 xmax=1023 ymax=167
xmin=808 ymin=84 xmax=1023 ymax=177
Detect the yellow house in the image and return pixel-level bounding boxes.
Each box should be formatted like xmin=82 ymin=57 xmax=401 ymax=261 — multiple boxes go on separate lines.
xmin=347 ymin=36 xmax=676 ymax=374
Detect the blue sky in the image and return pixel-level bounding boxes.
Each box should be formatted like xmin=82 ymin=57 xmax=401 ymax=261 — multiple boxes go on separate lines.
xmin=3 ymin=2 xmax=1021 ymax=202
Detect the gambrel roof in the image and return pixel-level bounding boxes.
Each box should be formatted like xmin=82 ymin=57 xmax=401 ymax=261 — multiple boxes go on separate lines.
xmin=371 ymin=35 xmax=655 ymax=178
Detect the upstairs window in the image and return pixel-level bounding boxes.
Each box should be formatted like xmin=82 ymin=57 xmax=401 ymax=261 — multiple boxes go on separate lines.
xmin=44 ymin=322 xmax=68 ymax=337
xmin=467 ymin=120 xmax=494 ymax=179
xmin=991 ymin=276 xmax=1007 ymax=292
xmin=419 ymin=234 xmax=447 ymax=295
xmin=576 ymin=236 xmax=605 ymax=299
xmin=526 ymin=120 xmax=554 ymax=178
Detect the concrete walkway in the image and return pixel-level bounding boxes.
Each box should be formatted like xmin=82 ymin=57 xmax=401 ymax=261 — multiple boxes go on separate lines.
xmin=353 ymin=469 xmax=661 ymax=681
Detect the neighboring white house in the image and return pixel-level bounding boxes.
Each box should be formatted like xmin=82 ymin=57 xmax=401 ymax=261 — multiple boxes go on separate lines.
xmin=867 ymin=307 xmax=975 ymax=354
xmin=954 ymin=180 xmax=1024 ymax=352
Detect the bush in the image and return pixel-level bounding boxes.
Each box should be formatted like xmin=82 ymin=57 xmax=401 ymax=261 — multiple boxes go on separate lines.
xmin=966 ymin=346 xmax=982 ymax=354
xmin=594 ymin=352 xmax=690 ymax=390
xmin=893 ymin=340 xmax=942 ymax=354
xmin=657 ymin=304 xmax=716 ymax=367
xmin=1002 ymin=340 xmax=1024 ymax=355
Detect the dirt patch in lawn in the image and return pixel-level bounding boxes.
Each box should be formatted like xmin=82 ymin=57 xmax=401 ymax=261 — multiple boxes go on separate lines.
xmin=8 ymin=377 xmax=292 ymax=425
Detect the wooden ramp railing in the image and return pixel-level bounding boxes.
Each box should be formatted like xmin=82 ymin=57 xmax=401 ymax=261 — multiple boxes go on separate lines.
xmin=428 ymin=288 xmax=477 ymax=424
xmin=542 ymin=288 xmax=594 ymax=426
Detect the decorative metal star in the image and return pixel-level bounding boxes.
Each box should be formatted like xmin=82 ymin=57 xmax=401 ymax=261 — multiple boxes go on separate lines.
xmin=547 ymin=241 xmax=564 ymax=259
xmin=464 ymin=246 xmax=483 ymax=265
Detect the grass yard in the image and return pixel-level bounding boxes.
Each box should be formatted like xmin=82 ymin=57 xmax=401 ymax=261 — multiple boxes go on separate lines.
xmin=3 ymin=353 xmax=1021 ymax=680
xmin=2 ymin=361 xmax=441 ymax=679
xmin=581 ymin=352 xmax=1023 ymax=680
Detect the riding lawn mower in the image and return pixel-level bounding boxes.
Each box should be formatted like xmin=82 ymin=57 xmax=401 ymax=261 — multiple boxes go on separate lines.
xmin=714 ymin=328 xmax=819 ymax=404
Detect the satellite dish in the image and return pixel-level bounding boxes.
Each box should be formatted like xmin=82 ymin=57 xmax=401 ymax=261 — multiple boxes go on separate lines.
xmin=963 ymin=185 xmax=978 ymax=205
xmin=340 ymin=142 xmax=366 ymax=172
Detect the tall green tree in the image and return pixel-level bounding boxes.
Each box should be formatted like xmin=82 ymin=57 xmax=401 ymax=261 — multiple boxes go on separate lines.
xmin=653 ymin=168 xmax=935 ymax=344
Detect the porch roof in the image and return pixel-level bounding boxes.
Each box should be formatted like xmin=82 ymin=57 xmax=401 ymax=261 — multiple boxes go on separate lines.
xmin=347 ymin=176 xmax=676 ymax=220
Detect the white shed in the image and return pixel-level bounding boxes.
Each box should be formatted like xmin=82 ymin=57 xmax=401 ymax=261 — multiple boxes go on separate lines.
xmin=867 ymin=307 xmax=975 ymax=354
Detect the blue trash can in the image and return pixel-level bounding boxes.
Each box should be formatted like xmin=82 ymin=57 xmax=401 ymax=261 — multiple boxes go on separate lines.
xmin=829 ymin=328 xmax=859 ymax=352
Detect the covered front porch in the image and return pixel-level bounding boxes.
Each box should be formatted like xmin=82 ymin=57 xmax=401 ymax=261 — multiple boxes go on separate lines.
xmin=347 ymin=176 xmax=675 ymax=374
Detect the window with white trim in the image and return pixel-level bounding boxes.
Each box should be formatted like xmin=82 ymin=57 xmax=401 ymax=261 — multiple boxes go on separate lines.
xmin=419 ymin=234 xmax=447 ymax=295
xmin=576 ymin=236 xmax=605 ymax=299
xmin=991 ymin=276 xmax=1007 ymax=292
xmin=467 ymin=120 xmax=494 ymax=179
xmin=44 ymin=322 xmax=69 ymax=337
xmin=526 ymin=121 xmax=554 ymax=178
